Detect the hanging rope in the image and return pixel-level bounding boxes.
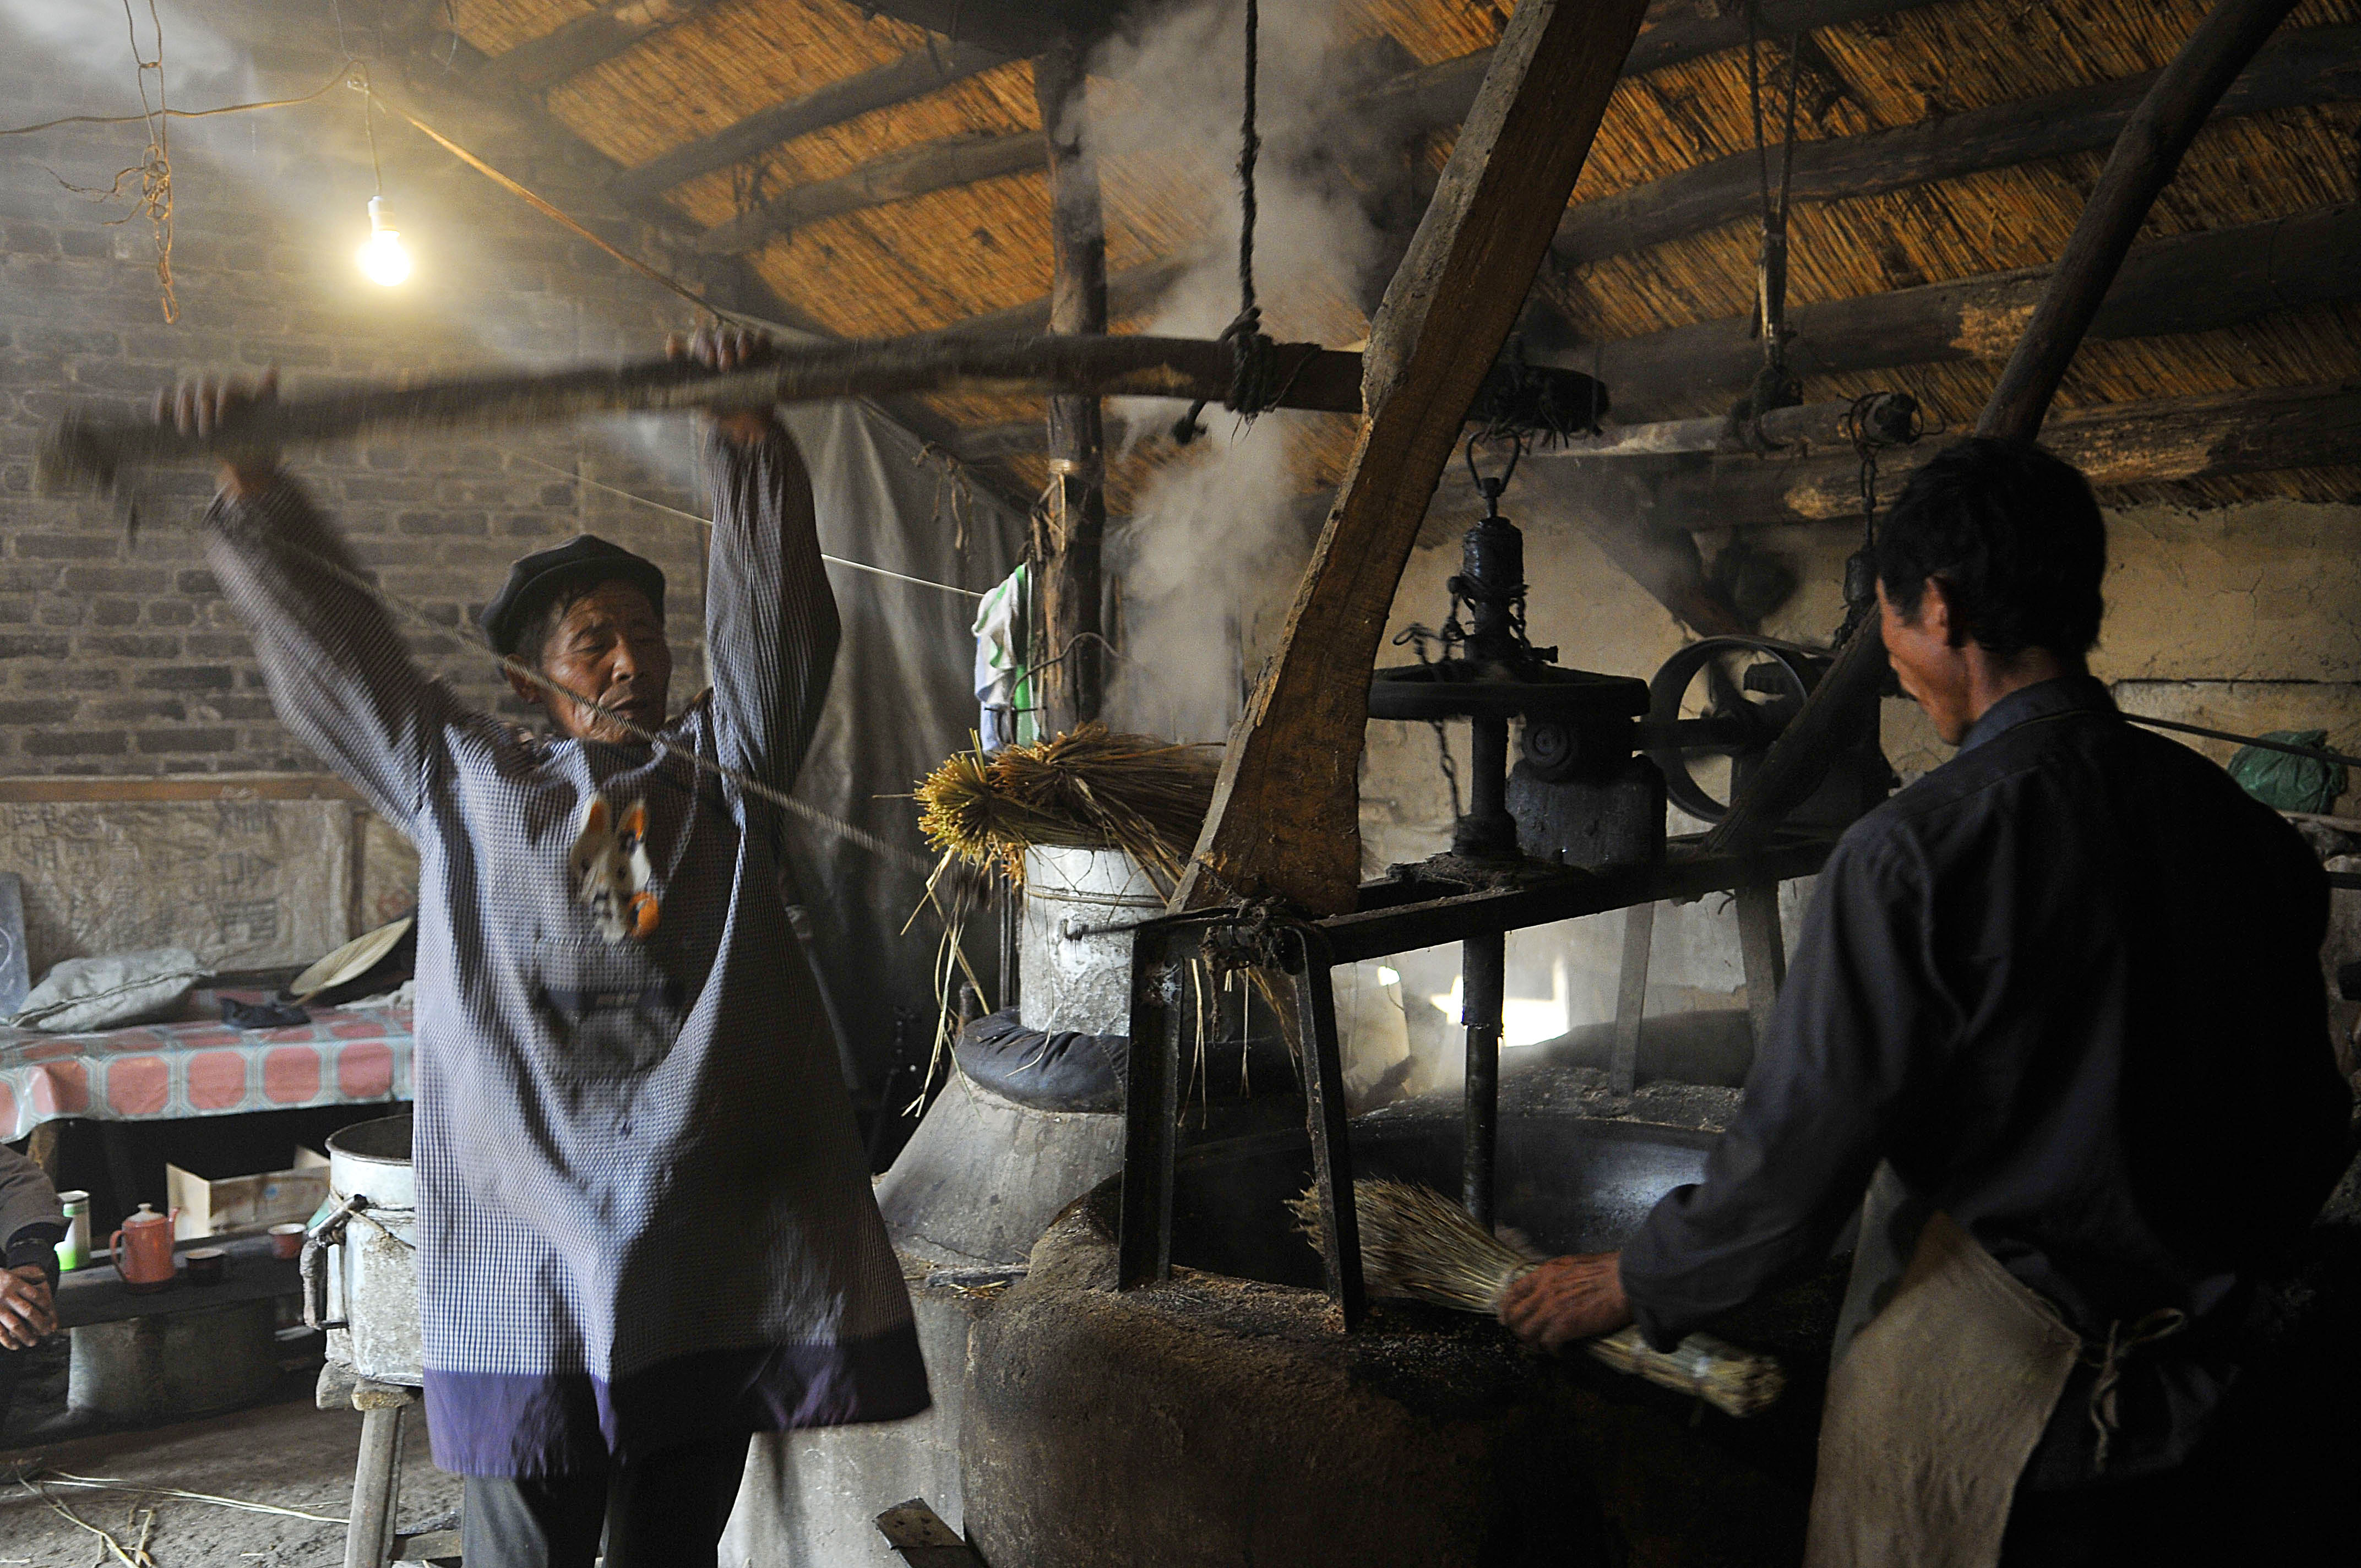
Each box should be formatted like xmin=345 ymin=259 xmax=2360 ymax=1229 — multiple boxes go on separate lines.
xmin=1169 ymin=0 xmax=1281 ymax=444
xmin=1731 ymin=3 xmax=1805 ymax=442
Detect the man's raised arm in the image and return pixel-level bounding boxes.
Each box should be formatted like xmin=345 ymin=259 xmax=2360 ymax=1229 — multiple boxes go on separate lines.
xmin=177 ymin=374 xmax=465 ymax=837
xmin=694 ymin=329 xmax=841 ymax=799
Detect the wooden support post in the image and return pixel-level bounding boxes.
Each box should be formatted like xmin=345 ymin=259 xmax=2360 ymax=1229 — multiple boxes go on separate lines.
xmin=1704 ymin=0 xmax=2309 ymax=858
xmin=1734 ymin=884 xmax=1786 ymax=1063
xmin=1174 ymin=0 xmax=1650 ymax=916
xmin=1032 ymin=39 xmax=1109 ymax=734
xmin=1609 ymin=900 xmax=1656 ymax=1096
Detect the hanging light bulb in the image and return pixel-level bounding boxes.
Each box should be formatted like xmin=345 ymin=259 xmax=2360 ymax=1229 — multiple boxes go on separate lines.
xmin=357 ymin=195 xmax=411 ymax=287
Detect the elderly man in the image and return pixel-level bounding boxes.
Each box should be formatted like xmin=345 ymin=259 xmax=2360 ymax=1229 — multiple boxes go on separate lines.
xmin=168 ymin=329 xmax=923 ymax=1568
xmin=1500 ymin=439 xmax=2352 ymax=1566
xmin=0 ymin=1141 xmax=64 ymax=1433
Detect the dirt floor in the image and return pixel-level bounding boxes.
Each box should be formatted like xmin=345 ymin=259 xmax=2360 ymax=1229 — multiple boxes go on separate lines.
xmin=0 ymin=1386 xmax=460 ymax=1567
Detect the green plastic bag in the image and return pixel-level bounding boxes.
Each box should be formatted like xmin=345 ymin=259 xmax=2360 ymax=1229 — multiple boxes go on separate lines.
xmin=2227 ymin=729 xmax=2347 ymax=814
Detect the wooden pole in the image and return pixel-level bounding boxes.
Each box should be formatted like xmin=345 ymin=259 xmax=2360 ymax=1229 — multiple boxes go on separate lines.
xmin=36 ymin=331 xmax=1363 ymax=493
xmin=1701 ymin=0 xmax=2306 ymax=856
xmin=1172 ymin=0 xmax=1651 ymax=916
xmin=1033 ymin=38 xmax=1109 ymax=733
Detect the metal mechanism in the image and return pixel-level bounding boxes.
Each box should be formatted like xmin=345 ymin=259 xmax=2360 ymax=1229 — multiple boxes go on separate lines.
xmin=1117 ymin=836 xmax=1836 ymax=1324
xmin=1113 ymin=484 xmax=1909 ymax=1326
xmin=1120 ymin=908 xmax=1365 ymax=1326
xmin=1644 ymin=636 xmax=1897 ymax=829
xmin=1119 ymin=458 xmax=1896 ymax=1325
xmin=1367 ymin=440 xmax=1660 ymax=1226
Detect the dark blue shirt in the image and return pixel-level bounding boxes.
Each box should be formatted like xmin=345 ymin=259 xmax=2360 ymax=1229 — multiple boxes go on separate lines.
xmin=1623 ymin=675 xmax=2352 ymax=1479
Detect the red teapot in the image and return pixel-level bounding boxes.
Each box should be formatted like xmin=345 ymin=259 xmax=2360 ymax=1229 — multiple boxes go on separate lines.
xmin=110 ymin=1203 xmax=180 ymax=1293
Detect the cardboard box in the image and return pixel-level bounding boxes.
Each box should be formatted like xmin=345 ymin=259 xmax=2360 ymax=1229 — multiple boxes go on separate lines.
xmin=167 ymin=1147 xmax=330 ymax=1240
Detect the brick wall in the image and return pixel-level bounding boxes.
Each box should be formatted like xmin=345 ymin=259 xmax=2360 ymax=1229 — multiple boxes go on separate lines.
xmin=0 ymin=1 xmax=729 ymax=773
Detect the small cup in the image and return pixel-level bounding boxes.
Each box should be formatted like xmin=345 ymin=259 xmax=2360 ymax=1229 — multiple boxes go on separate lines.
xmin=186 ymin=1246 xmax=227 ymax=1286
xmin=268 ymin=1222 xmax=307 ymax=1261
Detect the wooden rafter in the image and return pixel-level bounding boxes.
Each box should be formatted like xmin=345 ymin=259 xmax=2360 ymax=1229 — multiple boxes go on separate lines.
xmin=1171 ymin=0 xmax=1652 ymax=917
xmin=662 ymin=0 xmax=1943 ymax=260
xmin=471 ymin=0 xmax=721 ymax=96
xmin=608 ymin=42 xmax=1008 ymax=203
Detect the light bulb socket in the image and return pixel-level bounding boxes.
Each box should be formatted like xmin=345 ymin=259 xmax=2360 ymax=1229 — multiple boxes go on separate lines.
xmin=367 ymin=195 xmax=395 ymax=236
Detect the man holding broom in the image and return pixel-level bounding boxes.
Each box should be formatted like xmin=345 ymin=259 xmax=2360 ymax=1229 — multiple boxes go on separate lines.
xmin=1499 ymin=439 xmax=2351 ymax=1565
xmin=162 ymin=328 xmax=925 ymax=1568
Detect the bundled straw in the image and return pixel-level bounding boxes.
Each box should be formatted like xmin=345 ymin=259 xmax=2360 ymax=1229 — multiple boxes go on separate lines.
xmin=1291 ymin=1179 xmax=1786 ymax=1418
xmin=916 ymin=723 xmax=1222 ymax=891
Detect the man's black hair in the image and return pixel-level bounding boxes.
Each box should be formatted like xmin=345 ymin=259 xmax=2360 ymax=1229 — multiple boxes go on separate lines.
xmin=1874 ymin=436 xmax=2106 ymax=661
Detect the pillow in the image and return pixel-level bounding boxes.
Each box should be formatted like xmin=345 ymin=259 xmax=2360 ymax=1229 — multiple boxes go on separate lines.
xmin=13 ymin=948 xmax=205 ymax=1033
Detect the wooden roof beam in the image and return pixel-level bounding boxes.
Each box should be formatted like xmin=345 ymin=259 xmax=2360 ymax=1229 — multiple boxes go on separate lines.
xmin=1543 ymin=380 xmax=2361 ymax=528
xmin=472 ymin=0 xmax=722 ymax=96
xmin=1173 ymin=0 xmax=1652 ymax=916
xmin=693 ymin=130 xmax=1041 ymax=254
xmin=608 ymin=42 xmax=1010 ymax=203
xmin=1556 ymin=20 xmax=2361 ymax=266
xmin=675 ymin=0 xmax=1941 ymax=254
xmin=1582 ymin=200 xmax=2361 ymax=422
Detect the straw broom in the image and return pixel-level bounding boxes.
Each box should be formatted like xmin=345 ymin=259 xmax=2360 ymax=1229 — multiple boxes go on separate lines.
xmin=916 ymin=723 xmax=1222 ymax=893
xmin=1291 ymin=1180 xmax=1786 ymax=1418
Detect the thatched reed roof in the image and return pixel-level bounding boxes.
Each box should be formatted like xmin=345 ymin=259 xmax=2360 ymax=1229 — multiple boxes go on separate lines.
xmin=440 ymin=0 xmax=2361 ymax=516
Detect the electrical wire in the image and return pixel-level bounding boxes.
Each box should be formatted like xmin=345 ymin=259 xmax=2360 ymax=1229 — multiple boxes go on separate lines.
xmin=2121 ymin=714 xmax=2361 ymax=771
xmin=496 ymin=447 xmax=983 ymax=600
xmin=0 ymin=61 xmax=359 ymax=137
xmin=360 ymin=83 xmax=743 ymax=328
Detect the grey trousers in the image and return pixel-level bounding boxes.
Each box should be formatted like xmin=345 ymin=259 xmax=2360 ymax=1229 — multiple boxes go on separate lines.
xmin=461 ymin=1433 xmax=752 ymax=1568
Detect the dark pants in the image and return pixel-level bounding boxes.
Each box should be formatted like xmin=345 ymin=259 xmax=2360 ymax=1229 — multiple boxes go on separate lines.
xmin=461 ymin=1432 xmax=753 ymax=1568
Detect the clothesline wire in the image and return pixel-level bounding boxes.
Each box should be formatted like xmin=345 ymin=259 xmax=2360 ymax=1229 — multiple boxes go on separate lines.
xmin=496 ymin=447 xmax=983 ymax=600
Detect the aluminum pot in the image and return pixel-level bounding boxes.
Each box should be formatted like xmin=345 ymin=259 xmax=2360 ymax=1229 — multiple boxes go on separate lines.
xmin=303 ymin=1113 xmax=421 ymax=1386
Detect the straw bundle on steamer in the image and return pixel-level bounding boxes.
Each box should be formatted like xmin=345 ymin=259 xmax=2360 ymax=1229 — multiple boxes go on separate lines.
xmin=916 ymin=722 xmax=1222 ymax=890
xmin=1291 ymin=1179 xmax=1786 ymax=1418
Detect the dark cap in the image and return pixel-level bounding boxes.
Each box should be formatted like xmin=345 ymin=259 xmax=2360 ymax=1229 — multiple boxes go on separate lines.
xmin=480 ymin=535 xmax=667 ymax=657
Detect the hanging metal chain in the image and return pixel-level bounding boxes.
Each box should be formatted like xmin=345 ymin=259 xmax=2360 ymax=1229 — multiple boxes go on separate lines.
xmin=1832 ymin=390 xmax=1927 ymax=645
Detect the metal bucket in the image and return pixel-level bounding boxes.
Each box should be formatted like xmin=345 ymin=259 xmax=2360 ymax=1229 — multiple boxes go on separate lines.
xmin=304 ymin=1114 xmax=421 ymax=1387
xmin=1018 ymin=845 xmax=1162 ymax=1036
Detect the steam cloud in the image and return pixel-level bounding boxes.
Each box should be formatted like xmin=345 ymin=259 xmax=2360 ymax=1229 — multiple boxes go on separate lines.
xmin=1078 ymin=0 xmax=1426 ymax=742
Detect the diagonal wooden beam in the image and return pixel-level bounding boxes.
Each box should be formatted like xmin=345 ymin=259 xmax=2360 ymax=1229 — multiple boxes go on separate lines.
xmin=609 ymin=41 xmax=1009 ymax=203
xmin=1554 ymin=21 xmax=2360 ymax=267
xmin=1701 ymin=0 xmax=2311 ymax=857
xmin=1172 ymin=0 xmax=1652 ymax=917
xmin=471 ymin=0 xmax=721 ymax=96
